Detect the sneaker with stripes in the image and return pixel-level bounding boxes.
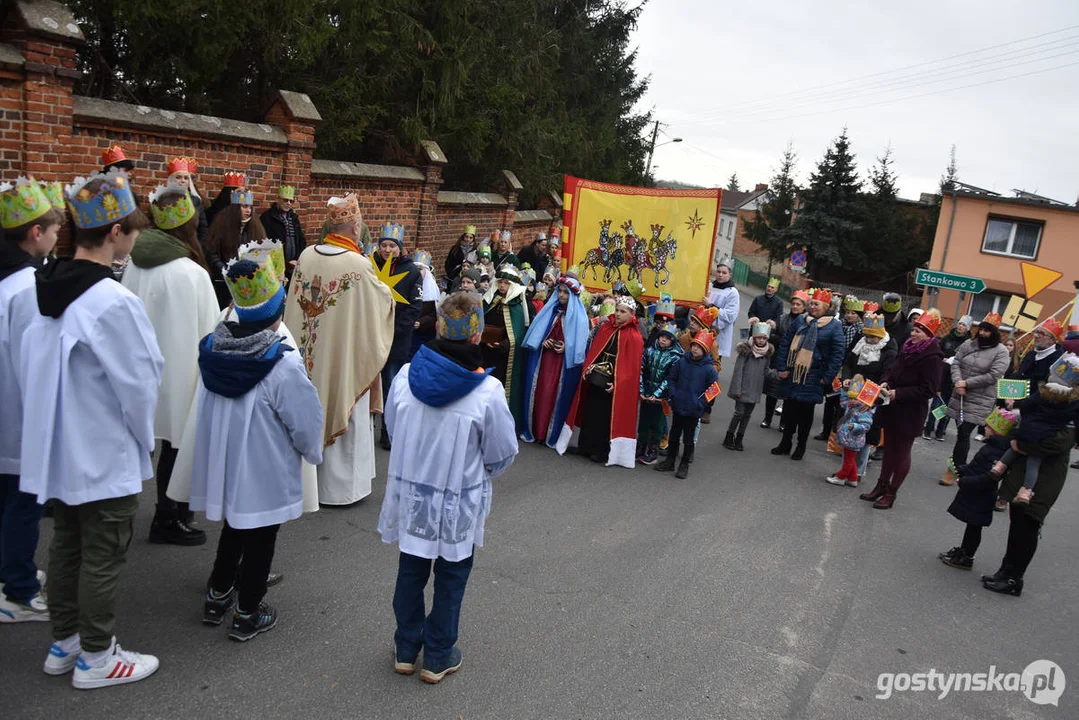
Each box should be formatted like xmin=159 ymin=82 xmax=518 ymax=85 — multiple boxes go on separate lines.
xmin=43 ymin=638 xmax=81 ymax=675
xmin=71 ymin=638 xmax=160 ymax=690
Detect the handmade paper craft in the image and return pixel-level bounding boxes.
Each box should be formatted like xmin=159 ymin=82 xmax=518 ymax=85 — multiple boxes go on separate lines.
xmin=703 ymin=381 xmax=722 ymax=403
xmin=997 ymin=378 xmax=1030 ymax=401
xmin=856 ymin=379 xmax=883 ymax=406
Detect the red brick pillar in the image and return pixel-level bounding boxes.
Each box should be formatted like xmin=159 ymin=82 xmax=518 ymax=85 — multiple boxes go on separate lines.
xmin=500 ymin=169 xmax=523 ymax=234
xmin=415 ymin=139 xmax=446 ymax=251
xmin=264 ymin=90 xmax=320 ymax=234
xmin=0 ymin=1 xmax=83 ymax=181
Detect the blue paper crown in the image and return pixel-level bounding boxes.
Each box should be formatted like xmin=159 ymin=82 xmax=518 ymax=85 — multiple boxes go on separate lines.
xmin=380 ymin=222 xmax=404 ymax=242
xmin=231 ymin=190 xmax=254 ymax=205
xmin=657 ymin=322 xmax=678 ymax=339
xmin=437 ymin=297 xmax=485 ymax=340
xmin=863 ymin=313 xmax=886 ymax=331
xmin=412 ymin=248 xmax=432 ymax=267
xmin=65 ymin=171 xmax=138 ymax=229
xmin=656 ymin=292 xmax=676 ymax=317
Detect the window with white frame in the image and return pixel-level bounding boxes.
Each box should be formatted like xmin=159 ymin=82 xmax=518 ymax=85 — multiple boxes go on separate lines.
xmin=981 ymin=217 xmax=1042 ymax=259
xmin=968 ymin=291 xmax=1013 ymax=329
xmin=719 ymin=218 xmax=726 ymax=235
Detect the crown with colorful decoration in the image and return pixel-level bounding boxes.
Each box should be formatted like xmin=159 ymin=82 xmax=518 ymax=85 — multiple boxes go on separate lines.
xmin=223 ymin=171 xmax=247 ymax=188
xmin=236 ymin=238 xmax=286 ymax=282
xmin=1037 ymin=317 xmax=1065 ymax=341
xmin=519 ymin=263 xmax=537 ymax=286
xmin=379 ymin=221 xmax=404 ymax=243
xmin=980 ymin=312 xmax=1003 ymax=328
xmin=847 ymin=374 xmax=866 ymax=400
xmin=223 ymin=255 xmax=285 ymax=324
xmin=231 ymin=189 xmax=254 ymax=205
xmin=166 ymin=157 xmax=197 ymax=175
xmin=914 ymin=308 xmax=943 ymax=337
xmin=565 ymin=264 xmax=581 ymax=279
xmin=863 ymin=312 xmax=886 ymax=335
xmin=437 ymin=293 xmax=485 ymax=341
xmin=843 ymin=296 xmax=865 ymax=313
xmin=148 ymin=182 xmax=197 ymax=231
xmin=463 ymin=224 xmax=477 ymax=236
xmin=101 ymin=144 xmax=134 ymax=170
xmin=578 ymin=290 xmax=592 ymax=309
xmin=496 ymin=264 xmax=522 ymax=284
xmin=1048 ymin=352 xmax=1079 ymax=389
xmin=615 ymin=295 xmax=637 ymax=313
xmin=985 ymin=407 xmax=1020 ymax=437
xmin=691 ymin=329 xmax=714 ymax=352
xmin=327 ymin=193 xmax=361 ymax=225
xmin=752 ymin=322 xmax=771 ymax=338
xmin=500 ymin=230 xmax=512 ymax=243
xmin=0 ymin=176 xmax=54 ymax=229
xmin=655 ymin=292 xmax=676 ymax=318
xmin=42 ymin=181 xmax=65 ymax=210
xmin=692 ymin=305 xmax=719 ymax=328
xmin=716 ymin=253 xmax=733 ymax=268
xmin=277 ymin=185 xmax=296 ymax=200
xmin=657 ymin=322 xmax=678 ymax=340
xmin=65 ymin=170 xmax=139 ymax=229
xmin=598 ymin=298 xmax=616 ymax=317
xmin=412 ymin=248 xmax=433 ymax=268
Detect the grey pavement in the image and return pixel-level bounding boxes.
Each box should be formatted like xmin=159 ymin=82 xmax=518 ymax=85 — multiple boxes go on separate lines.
xmin=3 ymin=288 xmax=1077 ymax=719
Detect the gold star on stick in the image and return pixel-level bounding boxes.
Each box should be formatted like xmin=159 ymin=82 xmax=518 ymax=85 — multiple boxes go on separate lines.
xmin=685 ymin=208 xmax=704 ymax=238
xmin=374 ymin=256 xmax=410 ymax=304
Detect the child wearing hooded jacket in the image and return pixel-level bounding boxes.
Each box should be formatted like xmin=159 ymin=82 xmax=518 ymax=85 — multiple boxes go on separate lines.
xmin=656 ymin=331 xmax=719 ymax=479
xmin=825 ymin=375 xmax=875 ymax=488
xmin=638 ymin=322 xmax=683 ymax=464
xmin=723 ymin=322 xmax=774 ymax=451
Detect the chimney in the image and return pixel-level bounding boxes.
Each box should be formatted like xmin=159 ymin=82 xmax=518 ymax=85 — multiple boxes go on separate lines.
xmin=755 ymin=183 xmax=768 ymax=192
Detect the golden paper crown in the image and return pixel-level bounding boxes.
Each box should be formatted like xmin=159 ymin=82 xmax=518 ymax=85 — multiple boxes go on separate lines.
xmin=327 ymin=193 xmax=362 ymax=225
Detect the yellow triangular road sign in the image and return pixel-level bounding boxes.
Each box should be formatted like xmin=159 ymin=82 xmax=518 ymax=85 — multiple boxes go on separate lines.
xmin=1020 ymin=262 xmax=1062 ymax=299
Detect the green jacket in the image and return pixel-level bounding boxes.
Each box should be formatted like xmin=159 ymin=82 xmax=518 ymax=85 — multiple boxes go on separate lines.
xmin=998 ymin=426 xmax=1075 ymax=523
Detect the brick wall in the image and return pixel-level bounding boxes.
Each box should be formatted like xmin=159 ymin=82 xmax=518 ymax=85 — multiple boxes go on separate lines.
xmin=0 ymin=1 xmax=553 ymax=278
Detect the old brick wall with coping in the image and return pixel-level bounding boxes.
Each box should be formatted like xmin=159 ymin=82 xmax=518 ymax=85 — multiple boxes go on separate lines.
xmin=0 ymin=0 xmax=557 ymax=278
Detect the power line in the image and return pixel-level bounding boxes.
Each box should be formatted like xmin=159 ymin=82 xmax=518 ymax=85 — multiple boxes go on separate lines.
xmin=679 ymin=34 xmax=1079 ymax=125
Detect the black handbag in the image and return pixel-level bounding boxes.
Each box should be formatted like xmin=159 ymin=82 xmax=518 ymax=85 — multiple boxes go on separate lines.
xmin=587 ymin=362 xmax=614 ymax=388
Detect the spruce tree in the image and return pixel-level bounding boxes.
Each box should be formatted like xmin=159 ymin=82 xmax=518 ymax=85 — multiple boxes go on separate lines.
xmin=726 ymin=172 xmax=742 ymax=192
xmin=741 ymin=143 xmax=798 ymax=267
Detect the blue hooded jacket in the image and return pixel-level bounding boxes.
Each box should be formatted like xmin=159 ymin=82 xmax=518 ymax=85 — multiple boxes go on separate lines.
xmin=666 ymin=351 xmax=719 ymax=418
xmin=407 ymin=342 xmax=490 ymax=408
xmin=198 ymin=324 xmax=289 ymax=398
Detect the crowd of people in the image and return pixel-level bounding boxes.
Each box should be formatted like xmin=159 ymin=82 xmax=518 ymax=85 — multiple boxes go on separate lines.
xmin=0 ymin=149 xmax=1076 ymax=691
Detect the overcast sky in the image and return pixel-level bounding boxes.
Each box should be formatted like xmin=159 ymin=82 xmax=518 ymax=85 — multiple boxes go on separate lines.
xmin=631 ymin=0 xmax=1079 ymax=203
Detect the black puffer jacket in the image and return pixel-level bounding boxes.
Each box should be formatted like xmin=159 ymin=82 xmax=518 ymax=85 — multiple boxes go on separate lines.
xmin=948 ymin=434 xmax=1009 ymax=527
xmin=373 ymin=254 xmax=423 ymax=362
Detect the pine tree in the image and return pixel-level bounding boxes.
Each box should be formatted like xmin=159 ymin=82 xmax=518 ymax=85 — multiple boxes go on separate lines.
xmin=940 ymin=144 xmax=959 ymax=193
xmin=726 ymin=172 xmax=742 ymax=192
xmin=779 ymin=128 xmax=863 ymax=273
xmin=741 ymin=143 xmax=798 ymax=267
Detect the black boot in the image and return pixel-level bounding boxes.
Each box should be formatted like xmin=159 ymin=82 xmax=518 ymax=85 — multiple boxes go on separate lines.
xmin=379 ymin=424 xmax=392 ymax=451
xmin=980 ymin=566 xmax=1010 ymax=584
xmin=733 ymin=433 xmax=745 ymax=451
xmin=771 ymin=435 xmax=793 ymax=455
xmin=722 ymin=431 xmax=736 ymax=450
xmin=813 ymin=431 xmax=829 ymax=441
xmin=983 ymin=574 xmax=1023 ymax=597
xmin=791 ymin=443 xmax=806 ymax=461
xmin=675 ymin=459 xmax=690 ymax=479
xmin=149 ymin=505 xmax=207 ymax=546
xmin=655 ymin=454 xmax=677 ymax=472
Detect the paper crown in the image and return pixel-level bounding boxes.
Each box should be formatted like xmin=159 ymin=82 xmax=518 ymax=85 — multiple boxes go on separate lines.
xmin=500 ymin=230 xmax=512 ymax=242
xmin=615 ymin=295 xmax=637 ymax=312
xmin=693 ymin=305 xmax=719 ymax=328
xmin=767 ymin=276 xmax=781 ymax=288
xmin=751 ymin=322 xmax=771 ymax=338
xmin=626 ymin=279 xmax=645 ymax=300
xmin=223 ymin=171 xmax=247 ymax=188
xmin=380 ymin=221 xmax=404 ymax=243
xmin=535 ymin=231 xmax=547 ymax=241
xmin=149 ymin=182 xmax=197 ymax=231
xmin=277 ymin=185 xmax=296 ymax=200
xmin=578 ymin=290 xmax=592 ymax=309
xmin=843 ymin=296 xmax=865 ymax=312
xmin=496 ymin=264 xmax=522 ymax=284
xmin=476 ymin=245 xmax=492 ymax=259
xmin=612 ymin=280 xmax=629 ymax=296
xmin=847 ymin=375 xmax=866 ymax=399
xmin=881 ymin=292 xmax=903 ymax=314
xmin=810 ymin=288 xmax=833 ymax=306
xmin=101 ymin=144 xmax=134 ymax=169
xmin=863 ymin=312 xmax=886 ymax=336
xmin=556 ymin=275 xmax=582 ymax=295
xmin=655 ymin=292 xmax=676 ymax=317
xmin=534 ymin=283 xmax=549 ymax=299
xmin=412 ymin=248 xmax=433 ymax=268
xmin=957 ymin=314 xmax=974 ymax=329
xmin=231 ymin=189 xmax=254 ymax=205
xmin=792 ymin=290 xmax=811 ymax=303
xmin=463 ymin=224 xmax=477 ymax=235
xmin=65 ymin=171 xmax=139 ymax=229
xmin=166 ymin=157 xmax=197 ymax=175
xmin=566 ymin=264 xmax=581 ymax=278
xmin=980 ymin=312 xmax=1002 ymax=328
xmin=437 ymin=296 xmax=485 ymax=341
xmin=327 ymin=194 xmax=361 ymax=225
xmin=691 ymin=329 xmax=714 ymax=352
xmin=520 ymin=263 xmax=537 ymax=286
xmin=914 ymin=308 xmax=943 ymax=337
xmin=1037 ymin=317 xmax=1065 ymax=341
xmin=363 ymin=242 xmax=378 ymax=257
xmin=223 ymin=257 xmax=285 ymax=323
xmin=598 ymin=298 xmax=616 ymax=317
xmin=550 ymin=226 xmax=562 ymax=238
xmin=862 ymin=301 xmax=880 ymax=313
xmin=0 ymin=176 xmax=54 ymax=229
xmin=657 ymin=322 xmax=678 ymax=339
xmin=1048 ymin=352 xmax=1079 ymax=388
xmin=237 ymin=238 xmax=286 ymax=281
xmin=42 ymin=181 xmax=65 ymax=210
xmin=716 ymin=254 xmax=733 ymax=268
xmin=985 ymin=407 xmax=1020 ymax=437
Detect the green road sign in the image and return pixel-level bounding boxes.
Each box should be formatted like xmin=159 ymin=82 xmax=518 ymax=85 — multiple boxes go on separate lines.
xmin=915 ymin=269 xmax=986 ymax=294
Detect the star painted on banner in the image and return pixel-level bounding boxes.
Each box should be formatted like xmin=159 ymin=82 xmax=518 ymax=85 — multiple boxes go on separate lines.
xmin=685 ymin=208 xmax=704 ymax=238
xmin=374 ymin=256 xmax=410 ymax=304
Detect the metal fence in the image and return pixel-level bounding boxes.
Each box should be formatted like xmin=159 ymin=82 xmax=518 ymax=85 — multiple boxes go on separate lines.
xmin=733 ymin=258 xmax=922 ymax=309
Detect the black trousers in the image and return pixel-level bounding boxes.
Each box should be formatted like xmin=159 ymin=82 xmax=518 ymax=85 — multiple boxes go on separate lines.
xmin=154 ymin=442 xmax=189 ymax=521
xmin=577 ymin=389 xmax=614 ymax=461
xmin=951 ymin=421 xmax=977 ymax=467
xmin=821 ymin=394 xmax=841 ymax=433
xmin=668 ymin=414 xmax=697 ymax=462
xmin=1001 ymin=505 xmax=1041 ymax=579
xmin=780 ymin=399 xmax=815 ymax=447
xmin=210 ymin=522 xmax=281 ymax=613
xmin=961 ymin=523 xmax=983 ymax=557
xmin=763 ymin=396 xmax=779 ymax=424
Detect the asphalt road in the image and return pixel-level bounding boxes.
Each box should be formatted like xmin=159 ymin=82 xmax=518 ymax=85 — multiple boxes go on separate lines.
xmin=3 ymin=289 xmax=1077 ymax=719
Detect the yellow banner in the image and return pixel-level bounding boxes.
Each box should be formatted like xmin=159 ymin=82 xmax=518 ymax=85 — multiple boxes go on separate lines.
xmin=562 ymin=175 xmax=722 ymax=305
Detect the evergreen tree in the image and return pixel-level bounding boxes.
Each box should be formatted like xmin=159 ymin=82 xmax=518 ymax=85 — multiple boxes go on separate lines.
xmin=741 ymin=143 xmax=797 ymax=267
xmin=940 ymin=144 xmax=959 ymax=192
xmin=779 ymin=128 xmax=863 ymax=273
xmin=726 ymin=172 xmax=741 ymax=192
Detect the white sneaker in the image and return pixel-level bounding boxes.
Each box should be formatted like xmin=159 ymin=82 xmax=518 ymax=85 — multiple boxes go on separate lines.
xmin=72 ymin=639 xmax=160 ymax=690
xmin=825 ymin=475 xmax=846 ymax=486
xmin=44 ymin=639 xmax=82 ymax=675
xmin=0 ymin=592 xmax=49 ymax=623
xmin=974 ymin=434 xmax=985 ymax=442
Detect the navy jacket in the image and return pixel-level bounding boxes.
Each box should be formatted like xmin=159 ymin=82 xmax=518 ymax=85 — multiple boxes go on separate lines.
xmin=776 ymin=316 xmax=846 ymax=404
xmin=948 ymin=435 xmax=1010 ymax=527
xmin=666 ymin=352 xmax=719 ymax=418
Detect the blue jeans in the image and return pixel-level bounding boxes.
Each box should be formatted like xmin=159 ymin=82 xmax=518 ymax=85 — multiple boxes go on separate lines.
xmin=856 ymin=444 xmax=872 ymax=479
xmin=0 ymin=474 xmax=44 ymax=602
xmin=393 ymin=551 xmax=473 ymax=666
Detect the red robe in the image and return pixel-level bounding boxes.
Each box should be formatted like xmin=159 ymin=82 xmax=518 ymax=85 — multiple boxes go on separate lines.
xmin=555 ymin=317 xmax=644 ymax=468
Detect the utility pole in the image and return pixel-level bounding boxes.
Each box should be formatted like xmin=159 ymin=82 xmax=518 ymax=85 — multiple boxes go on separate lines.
xmin=644 ymin=120 xmax=660 ymax=183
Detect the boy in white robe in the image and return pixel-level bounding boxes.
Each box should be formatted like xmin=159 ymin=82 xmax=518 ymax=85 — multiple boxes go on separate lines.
xmin=20 ymin=171 xmax=164 ymax=689
xmin=192 ymin=256 xmax=323 ymax=641
xmin=378 ymin=291 xmax=519 ymax=684
xmin=0 ymin=177 xmax=62 ymax=623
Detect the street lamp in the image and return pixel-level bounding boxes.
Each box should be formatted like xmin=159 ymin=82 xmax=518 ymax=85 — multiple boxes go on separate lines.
xmin=644 ymin=121 xmax=683 ymax=182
